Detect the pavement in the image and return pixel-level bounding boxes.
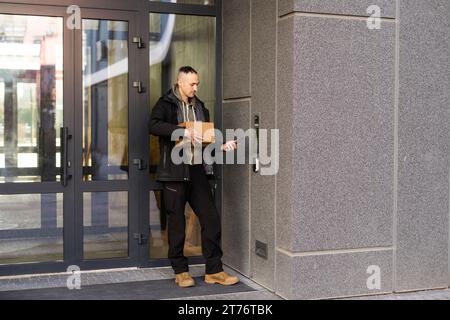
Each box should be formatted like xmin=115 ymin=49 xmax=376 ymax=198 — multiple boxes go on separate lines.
xmin=0 ymin=265 xmax=449 ymax=300
xmin=340 ymin=289 xmax=450 ymax=300
xmin=0 ymin=265 xmax=283 ymax=300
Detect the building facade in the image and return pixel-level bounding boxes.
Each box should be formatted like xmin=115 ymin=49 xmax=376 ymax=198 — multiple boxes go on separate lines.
xmin=0 ymin=0 xmax=449 ymax=300
xmin=222 ymin=0 xmax=450 ymax=299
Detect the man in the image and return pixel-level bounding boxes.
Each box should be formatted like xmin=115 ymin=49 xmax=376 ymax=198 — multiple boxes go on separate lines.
xmin=149 ymin=66 xmax=239 ymax=288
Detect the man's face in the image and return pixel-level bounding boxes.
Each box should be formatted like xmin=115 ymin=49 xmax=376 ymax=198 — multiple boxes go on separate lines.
xmin=178 ymin=72 xmax=200 ymax=99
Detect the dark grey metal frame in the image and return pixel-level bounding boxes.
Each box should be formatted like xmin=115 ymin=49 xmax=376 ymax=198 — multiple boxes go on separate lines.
xmin=73 ymin=8 xmax=142 ymax=270
xmin=0 ymin=2 xmax=143 ymax=276
xmin=0 ymin=0 xmax=222 ymax=275
xmin=0 ymin=3 xmax=75 ymax=276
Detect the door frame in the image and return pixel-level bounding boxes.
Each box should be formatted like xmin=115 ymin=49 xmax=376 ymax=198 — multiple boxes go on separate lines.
xmin=0 ymin=3 xmax=75 ymax=276
xmin=73 ymin=8 xmax=143 ymax=270
xmin=0 ymin=2 xmax=147 ymax=276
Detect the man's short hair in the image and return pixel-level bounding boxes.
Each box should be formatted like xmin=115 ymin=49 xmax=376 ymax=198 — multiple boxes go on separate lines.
xmin=178 ymin=66 xmax=198 ymax=75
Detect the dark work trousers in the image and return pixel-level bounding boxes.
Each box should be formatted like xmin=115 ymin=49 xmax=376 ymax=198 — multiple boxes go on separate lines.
xmin=163 ymin=165 xmax=223 ymax=275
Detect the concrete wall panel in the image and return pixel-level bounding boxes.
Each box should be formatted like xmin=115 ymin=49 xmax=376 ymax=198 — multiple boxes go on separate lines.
xmin=278 ymin=0 xmax=396 ymax=18
xmin=222 ymin=101 xmax=251 ymax=276
xmin=396 ymin=0 xmax=450 ymax=291
xmin=276 ymin=249 xmax=393 ymax=299
xmin=289 ymin=16 xmax=395 ymax=252
xmin=250 ymin=0 xmax=278 ymax=290
xmin=223 ymin=0 xmax=251 ymax=99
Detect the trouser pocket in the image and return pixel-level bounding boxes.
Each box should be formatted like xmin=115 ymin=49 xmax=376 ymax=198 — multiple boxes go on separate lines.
xmin=163 ymin=183 xmax=184 ymax=214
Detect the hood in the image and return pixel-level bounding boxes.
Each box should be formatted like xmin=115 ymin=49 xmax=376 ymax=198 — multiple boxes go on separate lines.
xmin=162 ymin=85 xmax=206 ymax=123
xmin=163 ymin=85 xmax=203 ymax=107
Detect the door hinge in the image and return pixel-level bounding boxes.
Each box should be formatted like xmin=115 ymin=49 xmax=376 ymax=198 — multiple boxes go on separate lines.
xmin=132 ymin=36 xmax=145 ymax=49
xmin=132 ymin=81 xmax=145 ymax=93
xmin=133 ymin=158 xmax=147 ymax=171
xmin=133 ymin=233 xmax=148 ymax=245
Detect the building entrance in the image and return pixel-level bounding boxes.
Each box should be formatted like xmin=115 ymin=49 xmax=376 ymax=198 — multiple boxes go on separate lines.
xmin=0 ymin=0 xmax=221 ymax=276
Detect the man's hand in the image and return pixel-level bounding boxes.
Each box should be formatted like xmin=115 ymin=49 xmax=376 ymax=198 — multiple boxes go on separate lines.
xmin=184 ymin=128 xmax=203 ymax=145
xmin=221 ymin=140 xmax=238 ymax=152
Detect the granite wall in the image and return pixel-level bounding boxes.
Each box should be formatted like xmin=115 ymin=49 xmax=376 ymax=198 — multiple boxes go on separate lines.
xmin=222 ymin=0 xmax=450 ymax=299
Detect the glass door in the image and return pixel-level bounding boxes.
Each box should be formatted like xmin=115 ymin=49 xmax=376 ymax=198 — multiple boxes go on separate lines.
xmin=74 ymin=9 xmax=143 ymax=268
xmin=0 ymin=0 xmax=220 ymax=274
xmin=0 ymin=5 xmax=73 ymax=272
xmin=0 ymin=4 xmax=146 ymax=274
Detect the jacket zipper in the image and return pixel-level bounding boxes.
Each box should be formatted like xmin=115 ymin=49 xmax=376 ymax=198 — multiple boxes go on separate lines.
xmin=163 ymin=145 xmax=167 ymax=168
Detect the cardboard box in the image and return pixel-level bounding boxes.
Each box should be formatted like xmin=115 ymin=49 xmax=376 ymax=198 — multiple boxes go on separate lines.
xmin=179 ymin=121 xmax=216 ymax=145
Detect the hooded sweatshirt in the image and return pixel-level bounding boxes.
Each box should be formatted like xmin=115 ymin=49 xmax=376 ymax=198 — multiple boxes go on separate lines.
xmin=171 ymin=85 xmax=208 ymax=167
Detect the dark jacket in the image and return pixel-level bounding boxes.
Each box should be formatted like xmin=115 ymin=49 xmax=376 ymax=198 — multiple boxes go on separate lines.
xmin=149 ymin=89 xmax=211 ymax=182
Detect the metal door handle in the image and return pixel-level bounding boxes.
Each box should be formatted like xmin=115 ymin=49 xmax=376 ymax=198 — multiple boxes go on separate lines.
xmin=60 ymin=127 xmax=72 ymax=187
xmin=254 ymin=158 xmax=260 ymax=173
xmin=253 ymin=115 xmax=260 ymax=173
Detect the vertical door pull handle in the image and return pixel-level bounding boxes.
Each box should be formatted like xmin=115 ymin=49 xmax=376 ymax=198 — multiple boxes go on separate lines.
xmin=60 ymin=127 xmax=72 ymax=187
xmin=253 ymin=115 xmax=260 ymax=173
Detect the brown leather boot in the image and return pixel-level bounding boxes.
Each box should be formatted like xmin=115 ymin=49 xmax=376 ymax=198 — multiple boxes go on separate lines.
xmin=175 ymin=272 xmax=195 ymax=288
xmin=205 ymin=271 xmax=239 ymax=286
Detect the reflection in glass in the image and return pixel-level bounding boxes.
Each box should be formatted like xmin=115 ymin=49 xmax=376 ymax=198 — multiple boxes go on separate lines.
xmin=149 ymin=14 xmax=216 ymax=259
xmin=83 ymin=191 xmax=128 ymax=260
xmin=0 ymin=193 xmax=63 ymax=265
xmin=0 ymin=14 xmax=63 ymax=183
xmin=82 ymin=20 xmax=129 ymax=181
xmin=0 ymin=82 xmax=4 ymax=150
xmin=149 ymin=191 xmax=202 ymax=259
xmin=149 ymin=14 xmax=216 ymax=180
xmin=149 ymin=13 xmax=216 ymax=110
